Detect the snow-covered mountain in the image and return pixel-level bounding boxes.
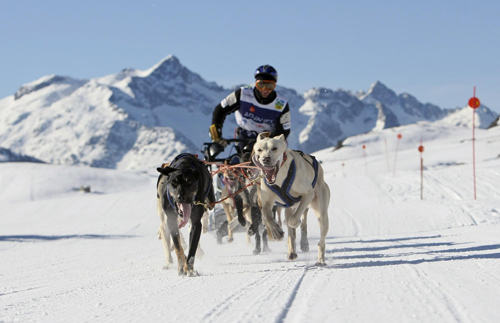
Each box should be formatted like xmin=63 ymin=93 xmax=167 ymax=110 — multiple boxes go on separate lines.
xmin=358 ymin=81 xmax=446 ymax=129
xmin=0 ymin=55 xmax=497 ymax=170
xmin=0 ymin=56 xmax=231 ymax=170
xmin=298 ymin=88 xmax=378 ymax=152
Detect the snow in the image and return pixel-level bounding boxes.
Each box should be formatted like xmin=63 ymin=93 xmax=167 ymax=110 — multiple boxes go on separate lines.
xmin=1 ymin=123 xmax=500 ymax=322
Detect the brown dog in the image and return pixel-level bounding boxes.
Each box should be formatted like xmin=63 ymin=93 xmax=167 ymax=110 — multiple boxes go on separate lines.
xmin=216 ymin=164 xmax=270 ymax=254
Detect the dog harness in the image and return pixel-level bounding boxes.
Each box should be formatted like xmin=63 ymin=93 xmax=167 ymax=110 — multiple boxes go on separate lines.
xmin=222 ymin=173 xmax=244 ymax=209
xmin=160 ymin=153 xmax=211 ymax=212
xmin=264 ymin=151 xmax=319 ymax=208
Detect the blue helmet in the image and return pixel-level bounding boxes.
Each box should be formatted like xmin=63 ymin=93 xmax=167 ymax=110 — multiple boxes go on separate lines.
xmin=254 ymin=65 xmax=278 ymax=82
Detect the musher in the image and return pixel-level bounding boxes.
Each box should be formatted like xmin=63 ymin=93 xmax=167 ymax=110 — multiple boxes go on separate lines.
xmin=209 ymin=64 xmax=291 ymax=162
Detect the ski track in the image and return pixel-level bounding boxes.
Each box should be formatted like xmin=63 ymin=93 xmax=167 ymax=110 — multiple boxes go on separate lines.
xmin=409 ymin=266 xmax=472 ymax=322
xmin=200 ymin=268 xmax=307 ymax=323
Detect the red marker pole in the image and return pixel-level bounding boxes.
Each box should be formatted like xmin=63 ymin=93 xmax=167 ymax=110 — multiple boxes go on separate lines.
xmin=393 ymin=134 xmax=402 ymax=177
xmin=362 ymin=145 xmax=368 ymax=175
xmin=418 ymin=143 xmax=424 ymax=200
xmin=384 ymin=138 xmax=390 ymax=172
xmin=468 ymin=87 xmax=480 ymax=200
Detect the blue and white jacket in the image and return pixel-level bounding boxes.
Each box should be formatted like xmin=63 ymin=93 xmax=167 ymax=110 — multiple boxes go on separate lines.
xmin=211 ymin=86 xmax=291 ymax=138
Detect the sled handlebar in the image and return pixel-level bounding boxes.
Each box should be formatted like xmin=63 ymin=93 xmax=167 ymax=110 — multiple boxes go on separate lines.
xmin=202 ymin=139 xmax=254 ymax=163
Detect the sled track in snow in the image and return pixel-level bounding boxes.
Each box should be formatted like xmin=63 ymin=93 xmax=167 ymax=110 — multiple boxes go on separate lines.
xmin=201 ymin=267 xmax=307 ymax=323
xmin=275 ymin=267 xmax=308 ymax=323
xmin=408 ymin=265 xmax=472 ymax=322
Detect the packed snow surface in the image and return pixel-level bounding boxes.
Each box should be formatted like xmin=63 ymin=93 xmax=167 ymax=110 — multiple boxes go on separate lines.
xmin=1 ymin=123 xmax=500 ymax=322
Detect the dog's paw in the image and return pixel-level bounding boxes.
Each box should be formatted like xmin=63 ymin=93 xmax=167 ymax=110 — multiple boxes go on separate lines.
xmin=185 ymin=270 xmax=199 ymax=277
xmin=247 ymin=224 xmax=257 ymax=236
xmin=287 ymin=252 xmax=298 ymax=260
xmin=238 ymin=217 xmax=247 ymax=227
xmin=315 ymin=261 xmax=327 ymax=267
xmin=228 ymin=237 xmax=234 ymax=243
xmin=253 ymin=247 xmax=261 ymax=255
xmin=269 ymin=224 xmax=284 ymax=241
xmin=263 ymin=245 xmax=272 ymax=253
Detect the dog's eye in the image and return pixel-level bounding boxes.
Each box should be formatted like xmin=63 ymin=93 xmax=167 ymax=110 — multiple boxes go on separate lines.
xmin=272 ymin=147 xmax=278 ymax=151
xmin=257 ymin=149 xmax=262 ymax=152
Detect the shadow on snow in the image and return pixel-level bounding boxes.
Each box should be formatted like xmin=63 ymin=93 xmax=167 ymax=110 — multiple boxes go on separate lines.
xmin=325 ymin=235 xmax=500 ymax=268
xmin=0 ymin=234 xmax=138 ymax=242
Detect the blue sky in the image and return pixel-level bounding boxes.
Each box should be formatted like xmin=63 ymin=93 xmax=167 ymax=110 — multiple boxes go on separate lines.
xmin=1 ymin=0 xmax=499 ymax=112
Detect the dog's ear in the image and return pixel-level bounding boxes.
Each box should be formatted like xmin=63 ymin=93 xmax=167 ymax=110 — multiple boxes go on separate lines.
xmin=157 ymin=167 xmax=177 ymax=176
xmin=276 ymin=134 xmax=286 ymax=142
xmin=257 ymin=131 xmax=271 ymax=142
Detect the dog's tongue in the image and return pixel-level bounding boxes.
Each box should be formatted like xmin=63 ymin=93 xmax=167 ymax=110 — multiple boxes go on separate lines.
xmin=178 ymin=203 xmax=191 ymax=229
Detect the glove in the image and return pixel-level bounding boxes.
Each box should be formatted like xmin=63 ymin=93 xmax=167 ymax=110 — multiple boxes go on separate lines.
xmin=209 ymin=124 xmax=228 ymax=148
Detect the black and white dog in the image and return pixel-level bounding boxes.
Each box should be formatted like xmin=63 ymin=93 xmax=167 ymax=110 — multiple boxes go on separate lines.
xmin=157 ymin=153 xmax=215 ymax=276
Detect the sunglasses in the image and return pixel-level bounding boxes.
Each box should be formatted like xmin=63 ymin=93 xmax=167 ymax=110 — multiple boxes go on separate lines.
xmin=256 ymin=80 xmax=276 ymax=91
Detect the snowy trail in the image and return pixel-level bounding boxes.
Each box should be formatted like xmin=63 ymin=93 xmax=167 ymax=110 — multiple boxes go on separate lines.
xmin=2 ymin=188 xmax=499 ymax=323
xmin=2 ymin=126 xmax=500 ymax=322
xmin=3 ymin=219 xmax=499 ymax=323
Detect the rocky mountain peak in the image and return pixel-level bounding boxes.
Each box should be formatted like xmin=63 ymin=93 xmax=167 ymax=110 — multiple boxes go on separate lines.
xmin=144 ymin=55 xmax=201 ymax=84
xmin=361 ymin=81 xmax=398 ymax=105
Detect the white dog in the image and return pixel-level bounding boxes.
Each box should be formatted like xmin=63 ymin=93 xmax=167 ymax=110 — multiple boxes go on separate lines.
xmin=252 ymin=133 xmax=330 ymax=265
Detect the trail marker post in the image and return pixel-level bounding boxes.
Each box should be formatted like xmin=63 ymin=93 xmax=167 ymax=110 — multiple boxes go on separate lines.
xmin=418 ymin=143 xmax=424 ymax=200
xmin=468 ymin=86 xmax=480 ymax=200
xmin=393 ymin=133 xmax=402 ymax=177
xmin=362 ymin=144 xmax=367 ymax=175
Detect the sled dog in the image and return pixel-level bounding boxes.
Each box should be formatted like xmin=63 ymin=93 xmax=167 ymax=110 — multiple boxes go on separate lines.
xmin=156 ymin=153 xmax=215 ymax=276
xmin=217 ymin=165 xmax=270 ymax=254
xmin=252 ymin=133 xmax=330 ymax=264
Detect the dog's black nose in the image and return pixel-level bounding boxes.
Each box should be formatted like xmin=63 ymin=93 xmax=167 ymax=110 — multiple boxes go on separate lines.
xmin=262 ymin=156 xmax=271 ymax=164
xmin=177 ymin=195 xmax=189 ymax=203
